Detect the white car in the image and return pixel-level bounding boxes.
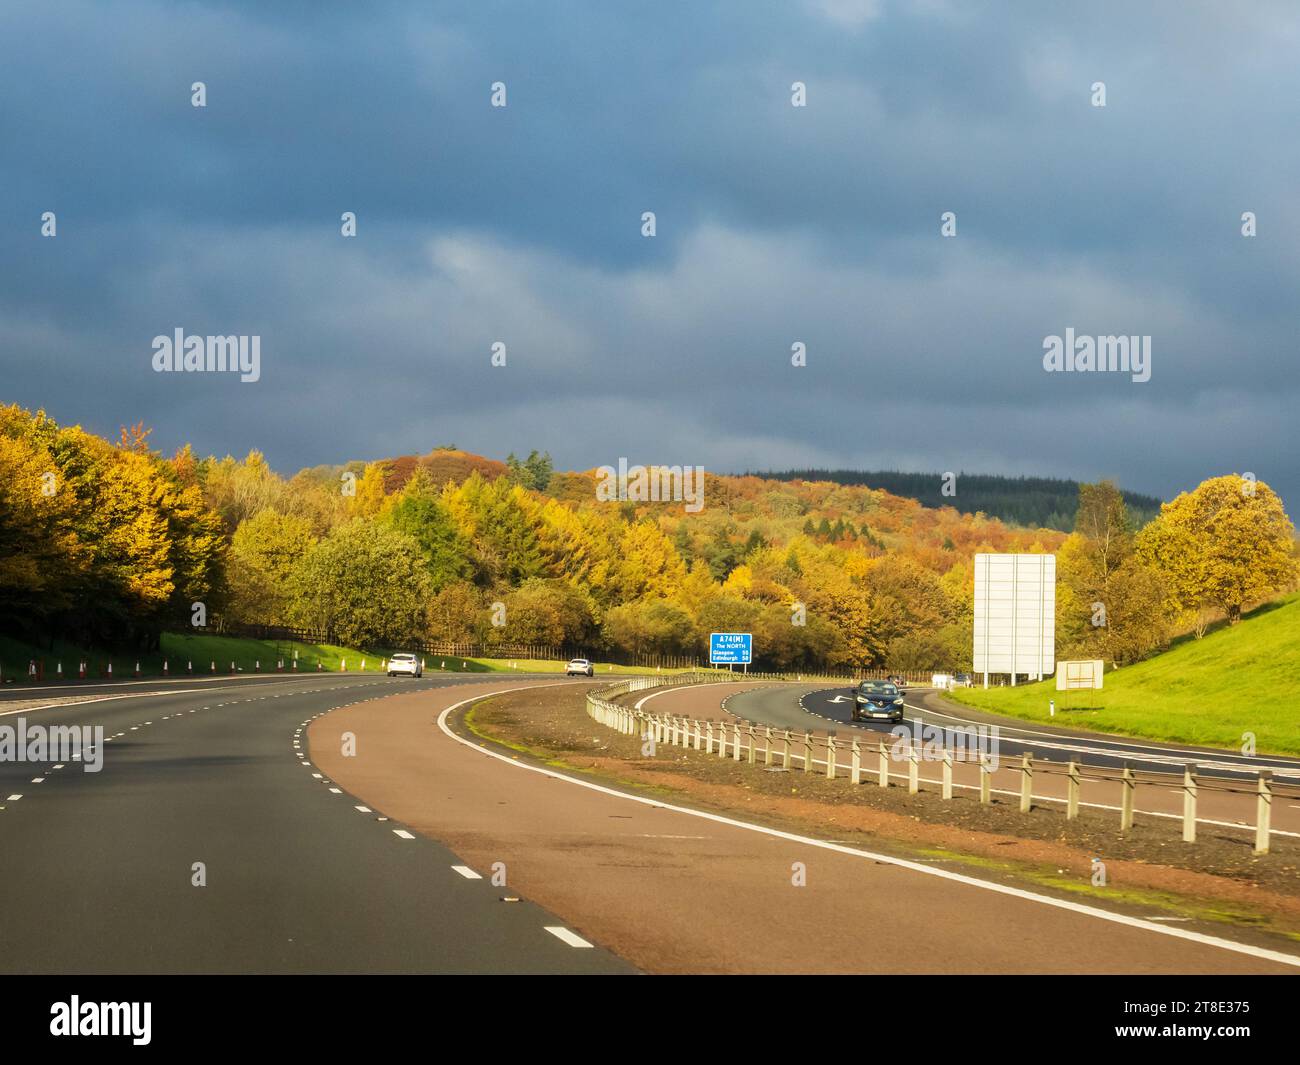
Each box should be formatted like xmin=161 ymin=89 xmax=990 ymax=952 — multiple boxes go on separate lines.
xmin=565 ymin=658 xmax=594 ymax=677
xmin=387 ymin=653 xmax=423 ymax=678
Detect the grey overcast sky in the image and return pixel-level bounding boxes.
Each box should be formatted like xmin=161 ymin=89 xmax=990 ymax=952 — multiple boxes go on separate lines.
xmin=2 ymin=0 xmax=1297 ymax=508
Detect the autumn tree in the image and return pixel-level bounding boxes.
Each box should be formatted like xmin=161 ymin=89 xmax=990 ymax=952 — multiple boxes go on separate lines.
xmin=603 ymin=599 xmax=695 ymax=656
xmin=226 ymin=510 xmax=317 ymax=626
xmin=1057 ymin=482 xmax=1167 ymax=665
xmin=1139 ymin=475 xmax=1296 ymax=626
xmin=426 ymin=581 xmax=486 ymax=644
xmin=382 ymin=469 xmax=471 ymax=591
xmin=492 ymin=579 xmax=596 ymax=647
xmin=292 ymin=520 xmax=430 ymax=646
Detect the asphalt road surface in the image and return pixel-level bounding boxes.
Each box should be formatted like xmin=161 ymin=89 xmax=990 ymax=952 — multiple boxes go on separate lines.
xmin=5 ymin=673 xmax=1297 ymax=974
xmin=0 ymin=673 xmax=632 ymax=974
xmin=309 ymin=680 xmax=1299 ymax=974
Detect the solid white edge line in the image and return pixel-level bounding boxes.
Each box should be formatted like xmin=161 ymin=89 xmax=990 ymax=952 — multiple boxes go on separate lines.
xmin=452 ymin=865 xmax=483 ymax=879
xmin=393 ymin=829 xmax=415 ymax=839
xmin=433 ymin=683 xmax=1300 ymax=970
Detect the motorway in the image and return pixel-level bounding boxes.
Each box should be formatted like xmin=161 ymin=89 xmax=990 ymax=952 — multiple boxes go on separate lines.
xmin=0 ymin=673 xmax=630 ymax=973
xmin=641 ymin=682 xmax=1300 ymax=841
xmin=2 ymin=672 xmax=1297 ymax=974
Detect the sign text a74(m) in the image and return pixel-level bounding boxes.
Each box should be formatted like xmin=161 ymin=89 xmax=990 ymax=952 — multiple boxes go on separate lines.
xmin=709 ymin=632 xmax=752 ymax=665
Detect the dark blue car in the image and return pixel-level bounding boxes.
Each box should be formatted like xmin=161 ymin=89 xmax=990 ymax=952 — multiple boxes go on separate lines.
xmin=853 ymin=680 xmax=905 ymax=723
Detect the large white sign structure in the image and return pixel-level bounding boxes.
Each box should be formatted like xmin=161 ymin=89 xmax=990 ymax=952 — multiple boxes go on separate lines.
xmin=973 ymin=553 xmax=1055 ymax=686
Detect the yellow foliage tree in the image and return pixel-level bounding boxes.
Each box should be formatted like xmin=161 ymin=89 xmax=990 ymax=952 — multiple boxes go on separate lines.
xmin=1139 ymin=475 xmax=1296 ymax=625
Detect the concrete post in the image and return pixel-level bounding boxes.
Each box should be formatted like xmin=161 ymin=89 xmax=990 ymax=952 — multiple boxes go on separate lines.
xmin=705 ymin=721 xmax=714 ymax=754
xmin=1255 ymin=771 xmax=1272 ymax=855
xmin=1120 ymin=765 xmax=1135 ymax=831
xmin=1019 ymin=753 xmax=1033 ymax=813
xmin=783 ymin=730 xmax=792 ymax=770
xmin=747 ymin=724 xmax=756 ymax=765
xmin=979 ymin=755 xmax=991 ymax=804
xmin=1182 ymin=765 xmax=1197 ymax=843
xmin=803 ymin=731 xmax=813 ymax=774
xmin=850 ymin=738 xmax=861 ymax=785
xmin=732 ymin=723 xmax=742 ymax=761
xmin=826 ymin=733 xmax=837 ymax=779
xmin=764 ymin=726 xmax=773 ymax=766
xmin=878 ymin=740 xmax=889 ymax=788
xmin=908 ymin=744 xmax=919 ymax=794
xmin=942 ymin=749 xmax=953 ymax=800
xmin=1067 ymin=760 xmax=1080 ymax=820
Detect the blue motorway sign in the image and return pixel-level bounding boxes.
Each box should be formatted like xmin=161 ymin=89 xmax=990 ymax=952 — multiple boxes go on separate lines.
xmin=709 ymin=632 xmax=752 ymax=665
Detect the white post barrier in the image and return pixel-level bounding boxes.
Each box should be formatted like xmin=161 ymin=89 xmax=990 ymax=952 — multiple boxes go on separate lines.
xmin=1255 ymin=771 xmax=1272 ymax=855
xmin=1120 ymin=765 xmax=1135 ymax=831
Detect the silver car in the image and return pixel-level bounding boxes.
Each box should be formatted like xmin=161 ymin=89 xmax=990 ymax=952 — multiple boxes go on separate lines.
xmin=565 ymin=658 xmax=594 ymax=677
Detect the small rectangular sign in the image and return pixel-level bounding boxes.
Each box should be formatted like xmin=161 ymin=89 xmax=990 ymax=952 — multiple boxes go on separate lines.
xmin=709 ymin=632 xmax=752 ymax=665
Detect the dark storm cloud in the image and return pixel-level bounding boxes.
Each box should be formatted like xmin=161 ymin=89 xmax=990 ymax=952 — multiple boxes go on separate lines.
xmin=1 ymin=0 xmax=1297 ymax=508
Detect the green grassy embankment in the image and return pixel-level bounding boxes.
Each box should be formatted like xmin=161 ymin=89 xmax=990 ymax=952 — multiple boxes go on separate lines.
xmin=0 ymin=633 xmax=693 ymax=682
xmin=948 ymin=593 xmax=1300 ymax=755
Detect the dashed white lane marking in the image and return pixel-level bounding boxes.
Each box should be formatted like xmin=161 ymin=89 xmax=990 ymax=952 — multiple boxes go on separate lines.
xmin=312 ymin=773 xmax=323 ymax=778
xmin=545 ymin=926 xmax=594 ymax=948
xmin=31 ymin=778 xmax=44 ymax=784
xmin=6 ymin=795 xmax=21 ymax=801
xmin=328 ymin=787 xmax=341 ymax=794
xmin=354 ymin=805 xmax=372 ymax=813
xmin=451 ymin=865 xmax=482 ymax=879
xmin=392 ymin=829 xmax=415 ymax=839
xmin=53 ymin=764 xmax=64 ymax=770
